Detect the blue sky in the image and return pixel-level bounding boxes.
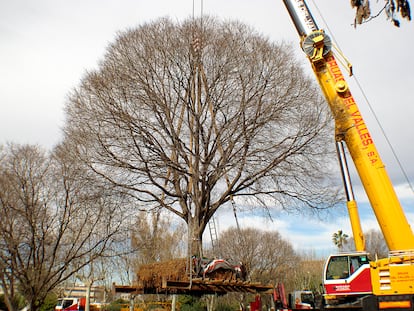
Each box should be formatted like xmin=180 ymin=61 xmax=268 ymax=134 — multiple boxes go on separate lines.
xmin=1 ymin=0 xmax=413 ymax=258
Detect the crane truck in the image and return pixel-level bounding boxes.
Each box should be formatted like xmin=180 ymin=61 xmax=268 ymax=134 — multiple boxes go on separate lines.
xmin=281 ymin=1 xmax=414 ymax=311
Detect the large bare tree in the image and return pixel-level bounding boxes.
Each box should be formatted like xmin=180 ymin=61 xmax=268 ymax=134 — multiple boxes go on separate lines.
xmin=0 ymin=143 xmax=129 ymax=311
xmin=63 ymin=17 xmax=340 ymax=257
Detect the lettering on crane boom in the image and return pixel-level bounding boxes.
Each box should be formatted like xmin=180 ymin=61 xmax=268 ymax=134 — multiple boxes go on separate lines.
xmin=325 ymin=54 xmax=378 ymax=165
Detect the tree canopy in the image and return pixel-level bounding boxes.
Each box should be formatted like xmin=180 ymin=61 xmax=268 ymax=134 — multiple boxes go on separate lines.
xmin=215 ymin=227 xmax=300 ymax=285
xmin=332 ymin=229 xmax=349 ymax=250
xmin=63 ymin=16 xmax=341 ymax=256
xmin=0 ymin=144 xmax=130 ymax=311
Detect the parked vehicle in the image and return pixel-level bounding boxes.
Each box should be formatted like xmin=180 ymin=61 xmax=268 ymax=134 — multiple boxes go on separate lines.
xmin=55 ymin=298 xmax=86 ymax=311
xmin=289 ymin=290 xmax=315 ymax=309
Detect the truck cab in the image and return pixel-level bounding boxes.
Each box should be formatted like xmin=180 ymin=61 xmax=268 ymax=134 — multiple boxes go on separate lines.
xmin=323 ymin=253 xmax=372 ymax=307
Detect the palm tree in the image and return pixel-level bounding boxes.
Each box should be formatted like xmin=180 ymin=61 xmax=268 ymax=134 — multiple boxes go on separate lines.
xmin=332 ymin=230 xmax=349 ymax=251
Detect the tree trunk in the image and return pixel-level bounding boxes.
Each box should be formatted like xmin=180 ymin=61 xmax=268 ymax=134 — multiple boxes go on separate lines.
xmin=206 ymin=295 xmax=215 ymax=311
xmin=171 ymin=295 xmax=177 ymax=311
xmin=188 ymin=215 xmax=203 ymax=258
xmin=129 ymin=295 xmax=135 ymax=311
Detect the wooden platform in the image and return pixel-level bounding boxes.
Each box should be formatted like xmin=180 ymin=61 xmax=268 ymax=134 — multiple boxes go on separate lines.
xmin=113 ymin=278 xmax=274 ymax=295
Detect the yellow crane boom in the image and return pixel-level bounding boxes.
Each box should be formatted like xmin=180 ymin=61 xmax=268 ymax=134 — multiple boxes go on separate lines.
xmin=282 ymin=0 xmax=414 ymax=252
xmin=281 ymin=1 xmax=414 ymax=310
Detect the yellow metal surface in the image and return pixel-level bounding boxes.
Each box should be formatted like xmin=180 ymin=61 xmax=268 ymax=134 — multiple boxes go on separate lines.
xmin=379 ymin=300 xmax=412 ymax=309
xmin=347 ymin=200 xmax=365 ymax=251
xmin=370 ymin=255 xmax=414 ymax=295
xmin=305 ymin=31 xmax=414 ymax=251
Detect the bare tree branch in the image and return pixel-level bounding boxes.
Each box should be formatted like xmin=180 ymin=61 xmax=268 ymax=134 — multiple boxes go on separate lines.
xmin=0 ymin=144 xmax=131 ymax=311
xmin=63 ymin=17 xmax=341 ymax=256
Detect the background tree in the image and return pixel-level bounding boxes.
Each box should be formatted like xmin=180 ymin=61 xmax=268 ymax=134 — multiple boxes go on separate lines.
xmin=344 ymin=229 xmax=388 ymax=258
xmin=63 ymin=16 xmax=340 ymax=258
xmin=292 ymin=251 xmax=325 ymax=293
xmin=332 ymin=230 xmax=349 ymax=251
xmin=215 ymin=227 xmax=300 ymax=286
xmin=364 ymin=229 xmax=388 ymax=258
xmin=94 ymin=238 xmax=136 ymax=291
xmin=0 ymin=143 xmax=130 ymax=311
xmin=130 ymin=211 xmax=186 ymax=265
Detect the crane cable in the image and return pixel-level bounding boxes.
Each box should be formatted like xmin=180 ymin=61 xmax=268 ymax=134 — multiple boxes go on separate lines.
xmin=192 ymin=0 xmax=244 ymax=243
xmin=309 ymin=0 xmax=414 ymax=196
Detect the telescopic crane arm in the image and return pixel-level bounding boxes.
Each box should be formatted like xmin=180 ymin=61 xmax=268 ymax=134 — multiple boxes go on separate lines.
xmin=282 ymin=0 xmax=414 ymax=252
xmin=281 ymin=2 xmax=414 ymax=309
